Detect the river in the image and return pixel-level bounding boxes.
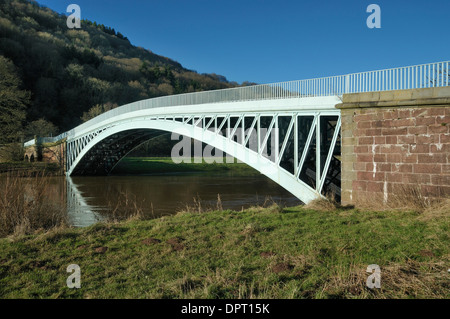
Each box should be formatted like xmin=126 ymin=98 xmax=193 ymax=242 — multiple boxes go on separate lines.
xmin=42 ymin=172 xmax=302 ymax=227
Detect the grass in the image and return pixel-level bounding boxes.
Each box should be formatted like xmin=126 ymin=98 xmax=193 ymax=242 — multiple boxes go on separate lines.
xmin=0 ymin=173 xmax=67 ymax=237
xmin=111 ymin=157 xmax=261 ymax=176
xmin=0 ymin=162 xmax=61 ymax=176
xmin=0 ymin=201 xmax=448 ymax=299
xmin=1 ymin=156 xmax=255 ymax=177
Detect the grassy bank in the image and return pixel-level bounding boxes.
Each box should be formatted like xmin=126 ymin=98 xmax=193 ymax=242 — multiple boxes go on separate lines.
xmin=0 ymin=202 xmax=448 ymax=299
xmin=1 ymin=156 xmax=257 ymax=177
xmin=0 ymin=162 xmax=61 ymax=176
xmin=111 ymin=157 xmax=261 ymax=175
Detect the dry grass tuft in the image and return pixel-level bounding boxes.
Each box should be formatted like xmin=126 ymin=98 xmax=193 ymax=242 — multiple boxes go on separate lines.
xmin=105 ymin=190 xmax=146 ymax=222
xmin=0 ymin=173 xmax=67 ymax=237
xmin=240 ymin=222 xmax=262 ymax=237
xmin=418 ymin=198 xmax=450 ymax=221
xmin=321 ymin=257 xmax=450 ymax=298
xmin=384 ymin=184 xmax=431 ymax=212
xmin=305 ymin=193 xmax=339 ymax=212
xmin=178 ymin=194 xmax=210 ymax=214
xmin=354 ymin=184 xmax=443 ymax=213
xmin=245 ymin=196 xmax=284 ymax=214
xmin=216 ymin=194 xmax=223 ymax=211
xmin=178 ymin=194 xmax=284 ymax=216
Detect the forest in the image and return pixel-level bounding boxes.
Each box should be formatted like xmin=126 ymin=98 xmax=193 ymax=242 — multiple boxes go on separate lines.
xmin=0 ymin=0 xmax=253 ymax=146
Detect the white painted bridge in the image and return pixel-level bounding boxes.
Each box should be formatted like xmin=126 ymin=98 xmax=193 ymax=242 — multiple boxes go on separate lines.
xmin=25 ymin=61 xmax=449 ymax=204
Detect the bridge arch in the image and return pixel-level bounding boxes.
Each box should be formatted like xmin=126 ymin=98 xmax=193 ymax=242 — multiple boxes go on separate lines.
xmin=22 ymin=60 xmax=449 ymax=205
xmin=66 ymin=100 xmax=342 ymax=204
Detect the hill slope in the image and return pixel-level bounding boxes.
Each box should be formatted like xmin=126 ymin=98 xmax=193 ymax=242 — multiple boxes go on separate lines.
xmin=0 ymin=0 xmax=246 ymax=139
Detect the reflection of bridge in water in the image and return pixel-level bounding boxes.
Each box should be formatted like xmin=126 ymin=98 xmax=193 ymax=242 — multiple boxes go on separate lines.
xmin=66 ymin=176 xmax=102 ymax=227
xmin=26 ymin=61 xmax=450 ymax=204
xmin=64 ymin=173 xmax=305 ymax=226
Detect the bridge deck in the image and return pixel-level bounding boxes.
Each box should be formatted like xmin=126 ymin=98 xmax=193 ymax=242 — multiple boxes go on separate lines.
xmin=23 ymin=61 xmax=449 ymax=204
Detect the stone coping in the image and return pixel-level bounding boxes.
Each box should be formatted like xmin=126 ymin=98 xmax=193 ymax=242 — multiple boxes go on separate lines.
xmin=336 ymin=86 xmax=450 ymax=109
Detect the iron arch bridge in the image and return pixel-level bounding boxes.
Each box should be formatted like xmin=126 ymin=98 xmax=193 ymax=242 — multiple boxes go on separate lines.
xmin=24 ymin=61 xmax=449 ymax=204
xmin=65 ymin=97 xmax=342 ymax=204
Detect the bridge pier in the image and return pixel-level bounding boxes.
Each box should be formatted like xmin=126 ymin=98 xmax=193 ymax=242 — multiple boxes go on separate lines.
xmin=23 ymin=139 xmax=67 ymax=173
xmin=337 ymin=86 xmax=450 ymax=207
xmin=24 ymin=145 xmax=38 ymax=162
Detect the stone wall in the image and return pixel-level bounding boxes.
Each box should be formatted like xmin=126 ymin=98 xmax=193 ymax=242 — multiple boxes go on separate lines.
xmin=24 ymin=141 xmax=66 ymax=172
xmin=337 ymin=87 xmax=450 ymax=206
xmin=24 ymin=145 xmax=38 ymax=162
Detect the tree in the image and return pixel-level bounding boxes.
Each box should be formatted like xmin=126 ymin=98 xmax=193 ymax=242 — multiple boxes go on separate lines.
xmin=0 ymin=0 xmax=238 ymax=134
xmin=25 ymin=118 xmax=58 ymax=140
xmin=0 ymin=55 xmax=30 ymax=144
xmin=81 ymin=102 xmax=118 ymax=122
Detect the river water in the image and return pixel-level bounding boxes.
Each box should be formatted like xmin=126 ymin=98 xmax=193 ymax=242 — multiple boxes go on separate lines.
xmin=43 ymin=173 xmax=302 ymax=227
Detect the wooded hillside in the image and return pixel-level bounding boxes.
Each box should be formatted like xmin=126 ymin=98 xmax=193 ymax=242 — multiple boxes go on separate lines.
xmin=0 ymin=0 xmax=248 ymax=142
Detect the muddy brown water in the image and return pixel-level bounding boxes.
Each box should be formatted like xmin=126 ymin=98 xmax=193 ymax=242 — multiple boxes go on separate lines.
xmin=19 ymin=173 xmax=302 ymax=227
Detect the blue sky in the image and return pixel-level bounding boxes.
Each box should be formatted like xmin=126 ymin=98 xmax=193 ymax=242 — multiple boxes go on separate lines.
xmin=36 ymin=0 xmax=449 ymax=84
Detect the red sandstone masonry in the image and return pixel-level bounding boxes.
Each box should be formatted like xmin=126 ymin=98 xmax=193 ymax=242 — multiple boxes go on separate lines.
xmin=337 ymin=87 xmax=450 ymax=206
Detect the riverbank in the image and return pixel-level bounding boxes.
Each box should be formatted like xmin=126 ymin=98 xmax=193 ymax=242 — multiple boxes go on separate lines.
xmin=0 ymin=162 xmax=61 ymax=176
xmin=0 ymin=201 xmax=448 ymax=299
xmin=0 ymin=157 xmax=261 ymax=177
xmin=111 ymin=157 xmax=261 ymax=175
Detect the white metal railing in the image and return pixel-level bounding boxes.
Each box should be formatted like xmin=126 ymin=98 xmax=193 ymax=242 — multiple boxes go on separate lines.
xmin=24 ymin=60 xmax=449 ymax=146
xmin=24 ymin=136 xmax=68 ymax=147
